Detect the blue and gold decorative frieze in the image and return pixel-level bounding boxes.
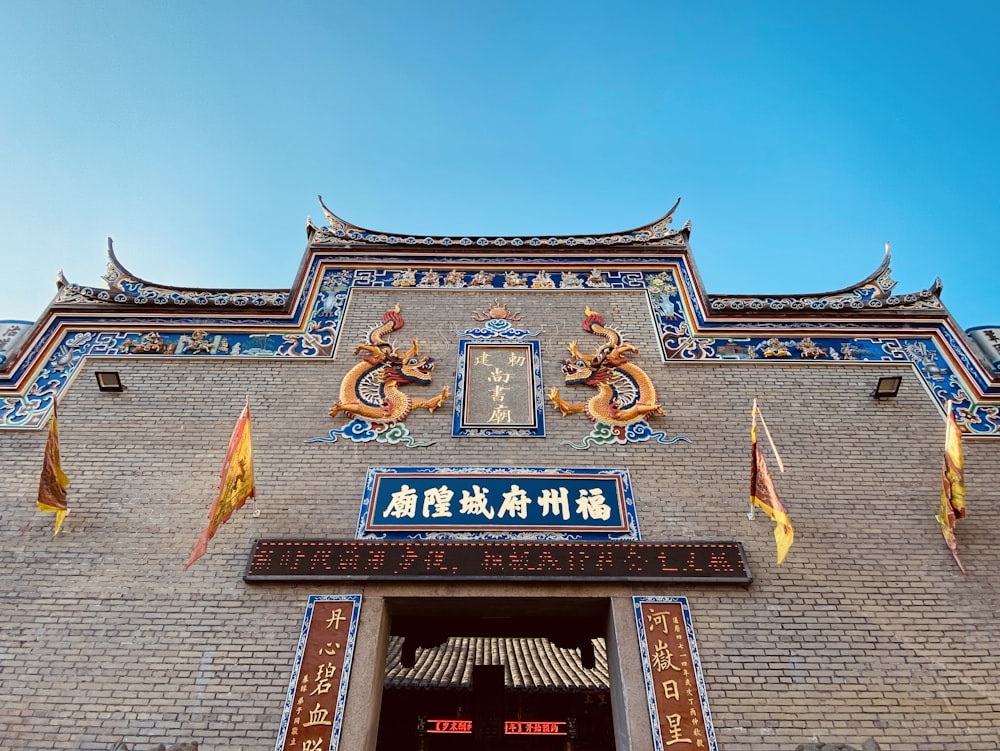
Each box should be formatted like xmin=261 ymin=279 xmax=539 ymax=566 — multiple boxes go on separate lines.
xmin=3 ymin=201 xmax=1000 ymax=434
xmin=351 ymin=266 xmax=647 ymax=290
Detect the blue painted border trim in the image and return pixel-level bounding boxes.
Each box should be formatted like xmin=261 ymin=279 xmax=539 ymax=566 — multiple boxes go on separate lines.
xmin=4 ymin=252 xmax=999 ymax=433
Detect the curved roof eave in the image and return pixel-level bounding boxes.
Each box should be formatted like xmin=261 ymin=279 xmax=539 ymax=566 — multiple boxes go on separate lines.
xmin=50 ymin=238 xmax=291 ymax=310
xmin=706 ymin=243 xmax=945 ymax=315
xmin=103 ymin=238 xmax=289 ymax=298
xmin=307 ymin=195 xmax=690 ymax=249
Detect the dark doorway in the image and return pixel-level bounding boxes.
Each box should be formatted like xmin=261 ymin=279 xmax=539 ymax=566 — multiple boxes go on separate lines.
xmin=375 ymin=598 xmax=615 ymax=751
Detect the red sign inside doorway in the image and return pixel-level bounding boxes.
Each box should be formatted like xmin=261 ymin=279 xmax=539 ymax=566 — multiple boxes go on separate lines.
xmin=426 ymin=718 xmax=567 ymax=735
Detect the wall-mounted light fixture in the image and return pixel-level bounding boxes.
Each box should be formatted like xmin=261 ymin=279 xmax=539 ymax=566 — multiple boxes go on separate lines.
xmin=95 ymin=371 xmax=124 ymax=392
xmin=872 ymin=375 xmax=902 ymax=399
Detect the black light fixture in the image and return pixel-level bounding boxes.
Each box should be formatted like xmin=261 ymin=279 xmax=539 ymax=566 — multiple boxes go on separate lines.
xmin=872 ymin=375 xmax=902 ymax=399
xmin=95 ymin=371 xmax=124 ymax=392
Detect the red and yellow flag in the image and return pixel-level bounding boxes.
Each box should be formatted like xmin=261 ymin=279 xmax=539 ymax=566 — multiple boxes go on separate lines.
xmin=186 ymin=401 xmax=256 ymax=568
xmin=751 ymin=403 xmax=794 ymax=564
xmin=936 ymin=402 xmax=967 ymax=575
xmin=37 ymin=405 xmax=70 ymax=535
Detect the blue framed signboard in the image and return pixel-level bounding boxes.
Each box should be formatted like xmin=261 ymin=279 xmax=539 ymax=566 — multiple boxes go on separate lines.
xmin=356 ymin=466 xmax=640 ymax=540
xmin=453 ymin=341 xmax=545 ymax=437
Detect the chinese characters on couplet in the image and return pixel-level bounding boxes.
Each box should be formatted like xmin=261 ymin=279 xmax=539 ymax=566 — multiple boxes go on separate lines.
xmin=382 ymin=482 xmax=611 ymax=522
xmin=279 ymin=599 xmax=356 ymax=751
xmin=638 ymin=601 xmax=710 ymax=749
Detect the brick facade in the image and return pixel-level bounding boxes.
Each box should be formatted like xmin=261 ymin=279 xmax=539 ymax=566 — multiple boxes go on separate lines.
xmin=2 ymin=228 xmax=999 ymax=750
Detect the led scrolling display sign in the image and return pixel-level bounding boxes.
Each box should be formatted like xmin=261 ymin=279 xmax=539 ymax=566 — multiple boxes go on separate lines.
xmin=244 ymin=540 xmax=752 ymax=584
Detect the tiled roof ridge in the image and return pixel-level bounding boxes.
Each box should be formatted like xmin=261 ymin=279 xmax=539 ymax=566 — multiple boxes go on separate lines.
xmin=308 ymin=195 xmax=689 ymax=249
xmin=707 ymin=242 xmax=944 ymax=314
xmin=384 ymin=636 xmax=609 ymax=692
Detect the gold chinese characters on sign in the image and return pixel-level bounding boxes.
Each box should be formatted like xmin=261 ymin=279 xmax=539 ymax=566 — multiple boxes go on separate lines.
xmin=462 ymin=343 xmax=537 ymax=428
xmin=278 ymin=598 xmax=358 ymax=751
xmin=637 ymin=600 xmax=713 ymax=750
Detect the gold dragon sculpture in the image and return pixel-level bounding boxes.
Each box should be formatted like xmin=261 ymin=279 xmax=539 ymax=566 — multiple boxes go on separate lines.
xmin=330 ymin=305 xmax=449 ymax=422
xmin=550 ymin=307 xmax=664 ymax=425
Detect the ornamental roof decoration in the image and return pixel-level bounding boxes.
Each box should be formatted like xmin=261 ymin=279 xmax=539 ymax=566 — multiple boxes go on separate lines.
xmin=307 ymin=195 xmax=690 ymax=249
xmin=706 ymin=242 xmax=944 ymax=315
xmin=4 ymin=200 xmax=998 ymax=434
xmin=38 ymin=207 xmax=941 ymax=319
xmin=54 ymin=238 xmax=289 ymax=309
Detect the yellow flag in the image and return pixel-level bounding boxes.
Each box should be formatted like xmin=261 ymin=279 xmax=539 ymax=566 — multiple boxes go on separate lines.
xmin=751 ymin=404 xmax=794 ymax=564
xmin=936 ymin=403 xmax=967 ymax=574
xmin=37 ymin=406 xmax=70 ymax=535
xmin=186 ymin=402 xmax=255 ymax=568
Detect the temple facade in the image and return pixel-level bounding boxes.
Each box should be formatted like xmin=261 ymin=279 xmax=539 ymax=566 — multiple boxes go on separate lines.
xmin=1 ymin=199 xmax=998 ymax=751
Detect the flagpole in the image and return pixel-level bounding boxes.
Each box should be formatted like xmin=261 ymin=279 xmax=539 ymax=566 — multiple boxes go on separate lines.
xmin=939 ymin=400 xmax=968 ymax=575
xmin=247 ymin=394 xmax=260 ymax=518
xmin=748 ymin=400 xmax=757 ymax=520
xmin=52 ymin=398 xmax=70 ymax=531
xmin=756 ymin=403 xmax=785 ymax=473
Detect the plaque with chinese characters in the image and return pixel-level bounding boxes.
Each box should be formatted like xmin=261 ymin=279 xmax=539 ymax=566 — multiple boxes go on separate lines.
xmin=275 ymin=595 xmax=362 ymax=751
xmin=356 ymin=466 xmax=639 ymax=540
xmin=453 ymin=341 xmax=545 ymax=437
xmin=634 ymin=597 xmax=718 ymax=751
xmin=0 ymin=321 xmax=31 ymax=367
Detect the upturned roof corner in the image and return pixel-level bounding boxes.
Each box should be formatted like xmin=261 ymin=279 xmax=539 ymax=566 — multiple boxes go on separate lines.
xmin=309 ymin=195 xmax=691 ymax=250
xmin=707 ymin=241 xmax=944 ymax=315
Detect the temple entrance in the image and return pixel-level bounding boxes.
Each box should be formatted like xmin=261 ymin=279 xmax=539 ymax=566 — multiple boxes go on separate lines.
xmin=375 ymin=598 xmax=616 ymax=751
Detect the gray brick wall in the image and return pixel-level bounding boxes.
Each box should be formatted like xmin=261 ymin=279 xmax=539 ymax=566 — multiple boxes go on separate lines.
xmin=1 ymin=288 xmax=997 ymax=750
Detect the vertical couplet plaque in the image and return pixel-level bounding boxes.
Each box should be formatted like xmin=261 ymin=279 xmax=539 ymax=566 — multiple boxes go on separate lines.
xmin=275 ymin=595 xmax=362 ymax=751
xmin=634 ymin=597 xmax=718 ymax=751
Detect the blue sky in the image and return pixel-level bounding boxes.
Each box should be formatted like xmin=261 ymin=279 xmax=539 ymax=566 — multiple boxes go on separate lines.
xmin=2 ymin=1 xmax=997 ymax=329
